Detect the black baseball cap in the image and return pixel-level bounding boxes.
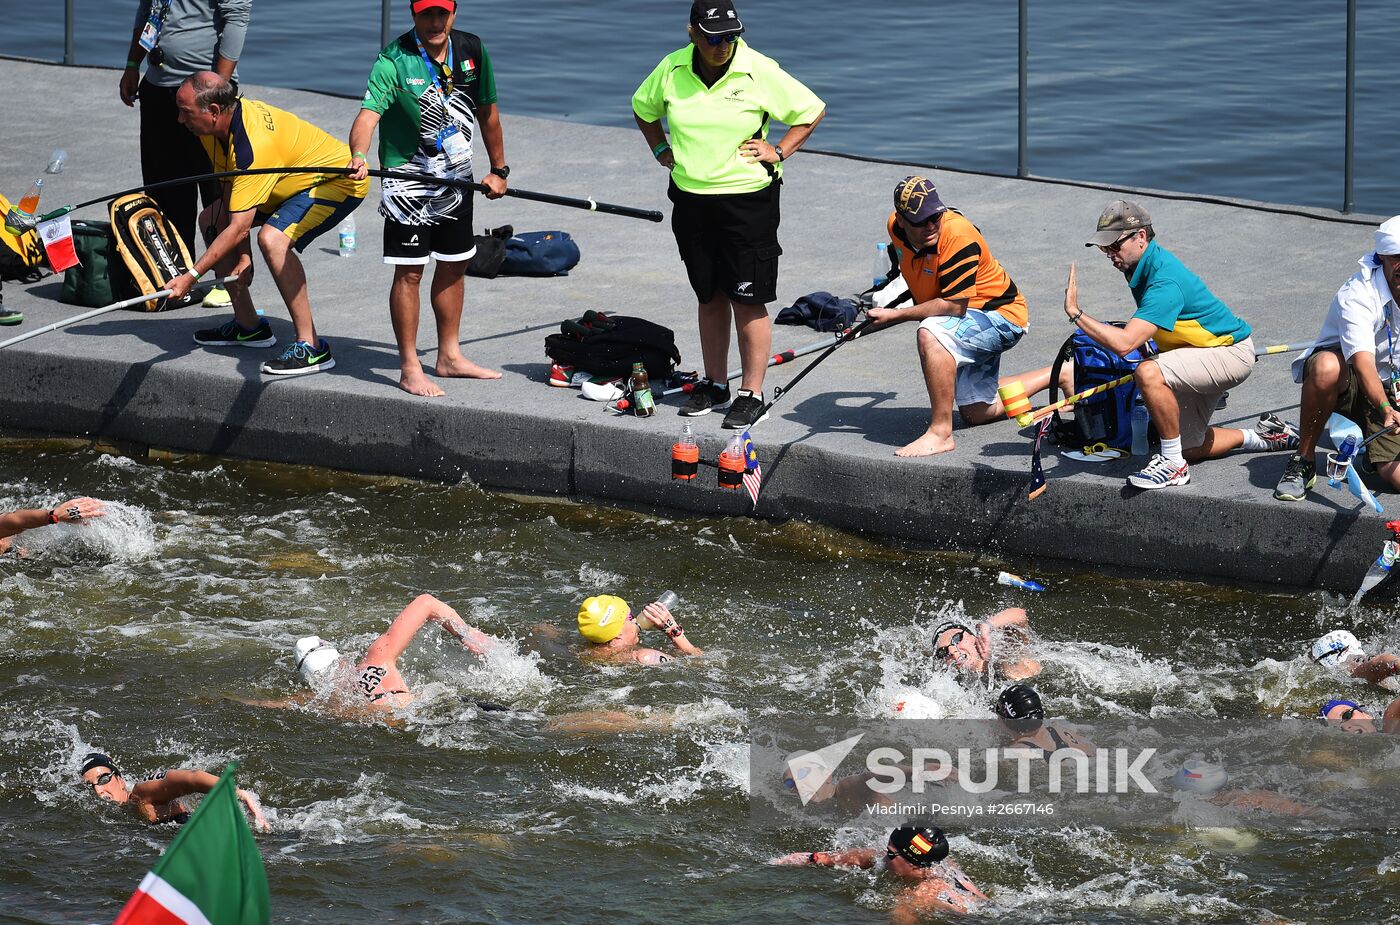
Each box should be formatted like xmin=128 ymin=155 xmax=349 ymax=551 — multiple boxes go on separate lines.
xmin=690 ymin=0 xmax=744 ymax=35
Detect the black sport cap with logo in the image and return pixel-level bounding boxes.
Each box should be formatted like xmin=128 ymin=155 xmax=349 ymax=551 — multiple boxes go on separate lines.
xmin=690 ymin=0 xmax=745 ymax=35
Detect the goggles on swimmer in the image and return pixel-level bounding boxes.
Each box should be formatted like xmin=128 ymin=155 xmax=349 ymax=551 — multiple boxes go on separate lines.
xmin=932 ymin=622 xmax=971 ymax=662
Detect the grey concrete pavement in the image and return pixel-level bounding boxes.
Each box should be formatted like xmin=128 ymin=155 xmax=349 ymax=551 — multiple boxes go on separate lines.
xmin=0 ymin=58 xmax=1393 ymax=592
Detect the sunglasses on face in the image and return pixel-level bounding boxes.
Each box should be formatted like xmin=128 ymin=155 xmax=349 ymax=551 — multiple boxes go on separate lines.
xmin=699 ymin=32 xmax=739 ymax=46
xmin=1097 ymin=230 xmax=1139 ymax=254
xmin=934 ymin=630 xmax=966 ymax=661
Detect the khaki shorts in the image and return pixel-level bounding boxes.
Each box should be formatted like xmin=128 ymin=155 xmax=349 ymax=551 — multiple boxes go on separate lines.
xmin=1155 ymin=337 xmax=1255 ymax=448
xmin=1315 ymin=346 xmax=1400 ymax=465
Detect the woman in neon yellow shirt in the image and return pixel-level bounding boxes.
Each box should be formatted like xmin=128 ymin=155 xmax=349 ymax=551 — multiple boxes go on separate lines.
xmin=633 ymin=0 xmax=825 ymax=429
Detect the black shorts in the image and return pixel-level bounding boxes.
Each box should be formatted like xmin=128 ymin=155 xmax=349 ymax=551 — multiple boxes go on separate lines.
xmin=668 ymin=179 xmax=782 ymax=305
xmin=383 ymin=197 xmax=476 ymax=265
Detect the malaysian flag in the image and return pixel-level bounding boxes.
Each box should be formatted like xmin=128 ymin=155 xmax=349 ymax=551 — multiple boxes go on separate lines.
xmin=740 ymin=429 xmax=762 ymax=507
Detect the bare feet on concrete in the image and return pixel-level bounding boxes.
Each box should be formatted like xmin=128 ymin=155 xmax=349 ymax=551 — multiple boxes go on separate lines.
xmin=895 ymin=430 xmax=956 ymax=458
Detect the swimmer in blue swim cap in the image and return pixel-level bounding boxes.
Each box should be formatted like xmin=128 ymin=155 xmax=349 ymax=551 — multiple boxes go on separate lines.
xmin=78 ymin=751 xmax=269 ymax=831
xmin=774 ymin=822 xmax=987 ymax=917
xmin=1319 ymin=695 xmax=1400 ymax=735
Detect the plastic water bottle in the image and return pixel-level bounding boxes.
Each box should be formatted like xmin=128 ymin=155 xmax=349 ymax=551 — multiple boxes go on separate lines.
xmin=1131 ymin=395 xmax=1150 ymax=456
xmin=655 ymin=590 xmax=679 ymax=611
xmin=338 ymin=215 xmax=356 ymax=257
xmin=1352 ymin=539 xmax=1399 ymax=606
xmin=17 ymin=178 xmax=43 ymax=216
xmin=872 ymin=242 xmax=889 ymax=288
xmin=996 ymin=571 xmax=1046 ymax=592
xmin=1330 ymin=434 xmax=1358 ymax=487
xmin=45 ymin=149 xmax=68 ymax=175
xmin=672 ymin=423 xmax=699 ymax=480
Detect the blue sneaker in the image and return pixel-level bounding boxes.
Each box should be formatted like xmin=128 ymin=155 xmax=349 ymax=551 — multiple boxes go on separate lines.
xmin=261 ymin=339 xmax=335 ymax=376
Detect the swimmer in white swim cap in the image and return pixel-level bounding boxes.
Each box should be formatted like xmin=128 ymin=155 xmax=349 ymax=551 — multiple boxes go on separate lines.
xmin=254 ymin=594 xmax=500 ymax=717
xmin=1172 ymin=759 xmax=1317 ymax=816
xmin=1310 ymin=630 xmax=1400 ymax=691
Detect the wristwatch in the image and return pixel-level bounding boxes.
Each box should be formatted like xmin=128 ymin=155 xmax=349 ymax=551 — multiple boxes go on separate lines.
xmin=774 ymin=144 xmax=785 ymax=161
xmin=490 ymin=165 xmax=510 ymax=179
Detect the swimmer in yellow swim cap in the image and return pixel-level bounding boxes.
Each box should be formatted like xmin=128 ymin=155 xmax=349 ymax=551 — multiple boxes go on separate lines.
xmin=577 ymin=593 xmax=703 ymax=666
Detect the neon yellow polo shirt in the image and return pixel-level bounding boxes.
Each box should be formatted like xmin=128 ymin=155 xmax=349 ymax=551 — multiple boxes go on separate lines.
xmin=632 ymin=40 xmax=825 ymax=195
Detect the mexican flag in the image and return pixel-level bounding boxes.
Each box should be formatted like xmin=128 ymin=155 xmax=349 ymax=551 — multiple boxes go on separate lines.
xmin=112 ymin=764 xmax=269 ymax=925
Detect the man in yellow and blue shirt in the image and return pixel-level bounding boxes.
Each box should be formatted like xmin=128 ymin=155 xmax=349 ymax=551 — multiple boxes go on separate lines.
xmin=165 ymin=71 xmax=367 ymax=376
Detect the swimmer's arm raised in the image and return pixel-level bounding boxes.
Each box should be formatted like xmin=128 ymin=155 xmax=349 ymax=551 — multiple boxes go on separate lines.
xmin=640 ymin=602 xmax=703 ymax=657
xmin=367 ymin=594 xmax=498 ymax=665
xmin=1384 ymin=694 xmax=1400 ymax=735
xmin=0 ymin=497 xmax=106 ymax=538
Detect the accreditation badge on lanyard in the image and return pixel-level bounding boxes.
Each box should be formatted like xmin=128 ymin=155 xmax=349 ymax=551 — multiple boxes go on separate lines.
xmin=139 ymin=0 xmax=174 ymax=52
xmin=414 ymin=32 xmax=471 ymax=167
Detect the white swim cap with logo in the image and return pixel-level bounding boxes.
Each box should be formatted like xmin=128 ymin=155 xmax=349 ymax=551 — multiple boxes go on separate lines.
xmin=294 ymin=635 xmax=342 ymax=684
xmin=1310 ymin=630 xmax=1363 ymax=670
xmin=1175 ymin=760 xmax=1229 ymax=795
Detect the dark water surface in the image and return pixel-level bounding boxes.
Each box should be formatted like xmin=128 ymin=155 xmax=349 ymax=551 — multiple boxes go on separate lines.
xmin=0 ymin=1 xmax=1396 ymax=215
xmin=2 ymin=439 xmax=1398 ymax=923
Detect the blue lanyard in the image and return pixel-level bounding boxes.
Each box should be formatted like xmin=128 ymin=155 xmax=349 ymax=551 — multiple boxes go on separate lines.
xmin=413 ymin=31 xmax=454 ymax=97
xmin=1387 ymin=311 xmax=1399 ymax=389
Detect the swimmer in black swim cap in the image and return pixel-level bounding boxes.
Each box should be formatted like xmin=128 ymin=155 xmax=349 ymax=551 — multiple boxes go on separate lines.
xmin=774 ymin=822 xmax=986 ymax=917
xmin=994 ymin=684 xmax=1095 ymax=762
xmin=79 ymin=750 xmax=269 ymax=831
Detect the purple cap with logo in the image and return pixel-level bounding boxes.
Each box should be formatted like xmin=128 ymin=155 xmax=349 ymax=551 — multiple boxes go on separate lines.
xmin=893 ymin=176 xmax=948 ymax=224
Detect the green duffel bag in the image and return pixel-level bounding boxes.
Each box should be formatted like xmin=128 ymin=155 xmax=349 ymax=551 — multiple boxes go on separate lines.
xmin=60 ymin=219 xmax=137 ymax=308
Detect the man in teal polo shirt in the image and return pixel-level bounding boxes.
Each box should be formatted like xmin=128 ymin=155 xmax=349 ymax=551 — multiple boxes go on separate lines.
xmin=632 ymin=0 xmax=825 ymax=428
xmin=348 ymin=0 xmax=506 ymax=397
xmin=1064 ymin=200 xmax=1297 ymax=489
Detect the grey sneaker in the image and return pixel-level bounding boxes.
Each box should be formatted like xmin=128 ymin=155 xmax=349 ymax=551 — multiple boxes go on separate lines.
xmin=679 ymin=380 xmax=731 ymax=417
xmin=1256 ymin=413 xmax=1301 ymax=452
xmin=1273 ymin=453 xmax=1316 ymax=501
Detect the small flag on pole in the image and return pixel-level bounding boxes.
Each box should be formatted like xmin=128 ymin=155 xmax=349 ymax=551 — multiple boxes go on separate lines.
xmin=1028 ymin=417 xmax=1052 ymax=500
xmin=112 ymin=763 xmax=270 ymax=925
xmin=740 ymin=429 xmax=762 ymax=507
xmin=37 ymin=213 xmax=79 ymax=273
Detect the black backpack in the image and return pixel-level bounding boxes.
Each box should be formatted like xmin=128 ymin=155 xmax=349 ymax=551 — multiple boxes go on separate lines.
xmin=544 ymin=314 xmax=680 ymax=381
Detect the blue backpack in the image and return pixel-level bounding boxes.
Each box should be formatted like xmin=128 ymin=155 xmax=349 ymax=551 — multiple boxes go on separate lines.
xmin=501 ymin=231 xmax=581 ymax=276
xmin=1047 ymin=326 xmax=1157 ymax=452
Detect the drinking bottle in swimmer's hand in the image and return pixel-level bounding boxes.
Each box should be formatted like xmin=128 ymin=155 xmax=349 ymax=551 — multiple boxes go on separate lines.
xmin=655 ymin=590 xmax=679 ymax=611
xmin=294 ymin=635 xmax=341 ymax=684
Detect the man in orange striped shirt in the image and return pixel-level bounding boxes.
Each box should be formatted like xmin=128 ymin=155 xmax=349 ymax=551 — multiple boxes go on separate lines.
xmin=867 ymin=176 xmax=1029 ymax=457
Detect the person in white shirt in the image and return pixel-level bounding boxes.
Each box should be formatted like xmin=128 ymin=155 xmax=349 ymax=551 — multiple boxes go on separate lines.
xmin=1274 ymin=216 xmax=1400 ymax=501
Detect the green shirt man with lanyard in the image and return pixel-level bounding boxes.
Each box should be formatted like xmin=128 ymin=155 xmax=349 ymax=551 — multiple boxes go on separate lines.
xmin=348 ymin=0 xmax=507 ymax=397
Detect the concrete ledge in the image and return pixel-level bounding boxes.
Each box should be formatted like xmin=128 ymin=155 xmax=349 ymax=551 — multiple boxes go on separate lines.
xmin=0 ymin=59 xmax=1392 ymax=592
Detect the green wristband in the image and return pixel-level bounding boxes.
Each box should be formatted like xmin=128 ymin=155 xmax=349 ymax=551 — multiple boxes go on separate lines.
xmin=126 ymin=59 xmax=139 ymax=68
xmin=353 ymin=151 xmax=368 ymax=160
xmin=651 ymin=141 xmax=671 ymax=158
